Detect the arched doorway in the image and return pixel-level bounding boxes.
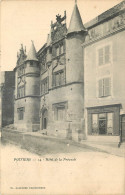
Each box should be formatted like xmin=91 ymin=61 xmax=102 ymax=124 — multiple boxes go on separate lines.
xmin=42 ymin=109 xmax=48 ymax=130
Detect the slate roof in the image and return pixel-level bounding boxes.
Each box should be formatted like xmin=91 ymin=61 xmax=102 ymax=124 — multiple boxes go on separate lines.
xmin=26 ymin=41 xmax=38 ymax=61
xmin=67 ymin=3 xmax=86 ymax=34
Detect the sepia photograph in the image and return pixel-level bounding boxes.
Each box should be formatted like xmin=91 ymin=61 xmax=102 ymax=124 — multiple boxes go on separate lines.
xmin=0 ymin=0 xmax=125 ymax=194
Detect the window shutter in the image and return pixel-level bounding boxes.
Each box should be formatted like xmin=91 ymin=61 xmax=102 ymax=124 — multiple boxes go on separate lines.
xmin=104 ymin=77 xmax=111 ymax=96
xmin=105 ymin=45 xmax=110 ymax=64
xmin=98 ymin=48 xmax=103 ymax=66
xmin=98 ymin=79 xmax=103 ymax=97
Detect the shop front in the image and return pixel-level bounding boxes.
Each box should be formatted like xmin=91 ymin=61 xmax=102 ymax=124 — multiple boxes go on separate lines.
xmin=86 ymin=104 xmax=121 ymax=143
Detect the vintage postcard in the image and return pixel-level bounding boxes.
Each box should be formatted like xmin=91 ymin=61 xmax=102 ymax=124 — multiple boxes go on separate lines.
xmin=0 ymin=0 xmax=125 ymax=194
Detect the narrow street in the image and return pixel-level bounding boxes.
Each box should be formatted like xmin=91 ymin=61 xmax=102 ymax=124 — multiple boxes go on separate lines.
xmin=1 ymin=140 xmax=125 ymax=195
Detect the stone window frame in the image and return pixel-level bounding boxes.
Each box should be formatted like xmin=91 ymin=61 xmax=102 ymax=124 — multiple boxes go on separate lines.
xmin=39 ymin=52 xmax=47 ymax=71
xmin=41 ymin=77 xmax=49 ymax=95
xmin=52 ymin=101 xmax=68 ymax=121
xmin=17 ymin=107 xmax=25 ymax=120
xmin=52 ymin=69 xmax=65 ymax=87
xmin=17 ymin=85 xmax=25 ymax=98
xmin=53 ymin=41 xmax=65 ymax=58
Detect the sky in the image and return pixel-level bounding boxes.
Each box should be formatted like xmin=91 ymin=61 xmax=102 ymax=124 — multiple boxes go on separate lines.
xmin=1 ymin=0 xmax=123 ymax=71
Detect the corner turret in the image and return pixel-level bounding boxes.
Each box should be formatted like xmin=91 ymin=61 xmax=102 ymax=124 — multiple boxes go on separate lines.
xmin=67 ymin=2 xmax=86 ymax=36
xmin=14 ymin=41 xmax=40 ymax=132
xmin=25 ymin=41 xmax=38 ymax=62
xmin=66 ymin=1 xmax=87 ymax=83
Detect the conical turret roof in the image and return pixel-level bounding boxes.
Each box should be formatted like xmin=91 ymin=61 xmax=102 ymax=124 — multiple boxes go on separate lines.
xmin=68 ymin=3 xmax=86 ymax=34
xmin=26 ymin=41 xmax=38 ymax=61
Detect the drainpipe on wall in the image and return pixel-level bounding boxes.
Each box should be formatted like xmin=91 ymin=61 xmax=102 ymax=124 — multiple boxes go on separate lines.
xmin=118 ymin=115 xmax=122 ymax=147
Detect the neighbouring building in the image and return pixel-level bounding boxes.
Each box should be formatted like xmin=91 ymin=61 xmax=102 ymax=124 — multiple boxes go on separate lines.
xmin=0 ymin=71 xmax=15 ymax=127
xmin=13 ymin=1 xmax=125 ymax=144
xmin=83 ymin=0 xmax=125 ymax=144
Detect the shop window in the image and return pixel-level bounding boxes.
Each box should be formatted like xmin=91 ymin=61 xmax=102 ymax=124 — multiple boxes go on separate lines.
xmin=92 ymin=114 xmax=98 ymax=134
xmin=98 ymin=77 xmax=111 ymax=97
xmin=17 ymin=107 xmax=24 ymax=120
xmin=91 ymin=112 xmax=113 ymax=135
xmin=107 ymin=113 xmax=113 ymax=134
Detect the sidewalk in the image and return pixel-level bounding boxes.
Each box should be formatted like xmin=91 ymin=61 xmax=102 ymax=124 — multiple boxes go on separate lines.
xmin=81 ymin=141 xmax=125 ymax=157
xmin=22 ymin=130 xmax=125 ymax=157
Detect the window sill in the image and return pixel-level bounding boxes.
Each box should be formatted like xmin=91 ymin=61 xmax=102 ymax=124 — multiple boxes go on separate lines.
xmin=98 ymin=95 xmax=111 ymax=99
xmin=98 ymin=62 xmax=112 ymax=68
xmin=89 ymin=134 xmax=118 ymax=136
xmin=52 ymin=83 xmax=66 ymax=90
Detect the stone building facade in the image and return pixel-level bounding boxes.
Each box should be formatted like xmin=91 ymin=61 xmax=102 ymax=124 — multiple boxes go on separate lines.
xmin=1 ymin=71 xmax=15 ymax=127
xmin=14 ymin=1 xmax=125 ymax=143
xmin=83 ymin=1 xmax=125 ymax=144
xmin=14 ymin=43 xmax=40 ymax=131
xmin=14 ymin=3 xmax=86 ymax=141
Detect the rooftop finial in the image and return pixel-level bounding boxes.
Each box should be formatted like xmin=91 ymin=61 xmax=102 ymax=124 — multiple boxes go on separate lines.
xmin=75 ymin=0 xmax=77 ymax=4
